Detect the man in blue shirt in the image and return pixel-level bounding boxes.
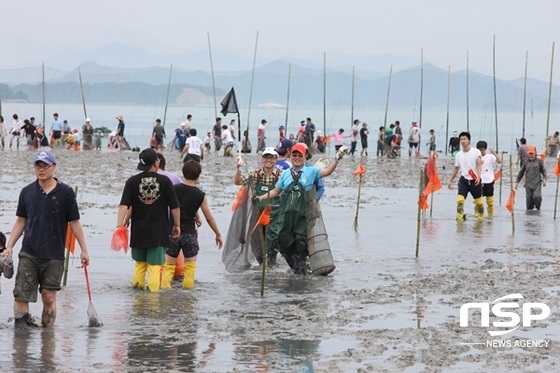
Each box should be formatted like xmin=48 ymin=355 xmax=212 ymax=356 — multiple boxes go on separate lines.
xmin=50 ymin=113 xmax=63 ymax=147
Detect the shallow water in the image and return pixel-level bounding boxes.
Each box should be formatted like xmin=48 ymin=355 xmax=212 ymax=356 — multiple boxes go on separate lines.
xmin=1 ymin=150 xmax=559 ymax=371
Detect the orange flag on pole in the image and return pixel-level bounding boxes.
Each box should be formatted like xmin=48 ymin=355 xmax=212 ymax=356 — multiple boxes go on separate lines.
xmin=540 ymin=148 xmax=546 ymax=160
xmin=505 ymin=188 xmax=516 ymax=212
xmin=419 ymin=193 xmax=429 ymax=210
xmin=251 ymin=205 xmax=272 ymax=234
xmin=422 ymin=155 xmax=442 ymax=196
xmin=554 ymin=160 xmax=560 ymax=176
xmin=493 ymin=169 xmax=502 ymax=182
xmin=353 ymin=164 xmax=366 ymax=176
xmin=65 ymin=224 xmax=76 ymax=255
xmin=323 ymin=135 xmax=332 ymax=144
xmin=231 ymin=185 xmax=248 ymax=211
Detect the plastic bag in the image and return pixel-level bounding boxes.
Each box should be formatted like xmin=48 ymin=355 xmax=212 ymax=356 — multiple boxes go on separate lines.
xmin=111 ymin=226 xmax=129 ymax=254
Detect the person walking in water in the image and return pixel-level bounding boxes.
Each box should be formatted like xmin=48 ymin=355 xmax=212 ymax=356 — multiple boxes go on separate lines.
xmin=447 ymin=131 xmax=484 ymax=220
xmin=477 ymin=141 xmax=501 ymax=217
xmin=515 ymin=145 xmax=547 ymax=210
xmin=117 ymin=148 xmax=180 ymax=292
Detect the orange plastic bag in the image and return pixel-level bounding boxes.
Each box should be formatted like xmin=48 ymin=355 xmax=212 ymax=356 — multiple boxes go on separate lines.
xmin=111 ymin=226 xmax=129 ymax=254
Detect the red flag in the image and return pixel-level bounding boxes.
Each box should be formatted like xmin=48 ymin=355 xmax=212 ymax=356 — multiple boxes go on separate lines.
xmin=505 ymin=188 xmax=516 ymax=213
xmin=65 ymin=224 xmax=76 ymax=255
xmin=493 ymin=169 xmax=502 ymax=182
xmin=231 ymin=185 xmax=248 ymax=211
xmin=251 ymin=205 xmax=272 ymax=234
xmin=422 ymin=156 xmax=442 ymax=196
xmin=555 ymin=161 xmax=560 ymax=176
xmin=540 ymin=148 xmax=546 ymax=160
xmin=419 ymin=193 xmax=429 ymax=210
xmin=353 ymin=164 xmax=366 ymax=176
xmin=323 ymin=135 xmax=332 ymax=144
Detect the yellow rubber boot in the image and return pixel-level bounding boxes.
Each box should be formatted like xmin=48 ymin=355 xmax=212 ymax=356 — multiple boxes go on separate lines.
xmin=474 ymin=197 xmax=485 ymax=219
xmin=132 ymin=261 xmax=147 ymax=289
xmin=147 ymin=264 xmax=162 ymax=292
xmin=182 ymin=262 xmax=197 ymax=288
xmin=161 ymin=262 xmax=176 ymax=289
xmin=486 ymin=196 xmax=494 ymax=217
xmin=456 ymin=195 xmax=466 ymax=221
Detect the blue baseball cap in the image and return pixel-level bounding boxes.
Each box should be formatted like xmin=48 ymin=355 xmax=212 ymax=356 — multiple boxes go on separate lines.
xmin=34 ymin=151 xmax=57 ymax=165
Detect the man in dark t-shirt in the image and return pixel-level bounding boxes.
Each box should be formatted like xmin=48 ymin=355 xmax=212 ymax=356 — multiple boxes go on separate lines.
xmin=212 ymin=117 xmax=223 ymax=153
xmin=117 ymin=148 xmax=180 ymax=292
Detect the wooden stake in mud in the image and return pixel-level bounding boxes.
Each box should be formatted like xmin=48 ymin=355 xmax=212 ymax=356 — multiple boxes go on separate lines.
xmin=353 ymin=155 xmax=365 ymax=232
xmin=509 ymin=155 xmax=515 ymax=233
xmin=284 ymin=62 xmax=291 ymax=134
xmin=207 ymin=32 xmax=218 ymax=119
xmin=78 ymin=67 xmax=88 ymax=119
xmin=383 ymin=63 xmax=393 ymax=129
xmin=546 ymin=41 xmax=555 ymax=138
xmin=499 ymin=151 xmax=506 ymax=205
xmin=416 ymin=169 xmax=423 ymax=258
xmin=554 ymin=159 xmax=560 ymax=220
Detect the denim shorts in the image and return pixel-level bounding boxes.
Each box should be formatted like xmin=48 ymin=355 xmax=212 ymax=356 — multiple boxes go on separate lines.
xmin=166 ymin=234 xmax=200 ymax=259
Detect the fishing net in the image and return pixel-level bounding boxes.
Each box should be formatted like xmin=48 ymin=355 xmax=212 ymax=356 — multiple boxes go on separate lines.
xmin=222 ymin=178 xmax=262 ymax=272
xmin=304 ymin=188 xmax=335 ymax=275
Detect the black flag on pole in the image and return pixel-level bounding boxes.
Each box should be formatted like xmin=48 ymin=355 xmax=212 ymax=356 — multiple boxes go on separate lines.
xmin=220 ymin=87 xmax=239 ymax=116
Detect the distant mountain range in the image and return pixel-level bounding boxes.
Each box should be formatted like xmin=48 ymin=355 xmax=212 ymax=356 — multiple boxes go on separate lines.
xmin=0 ymin=43 xmax=558 ymax=111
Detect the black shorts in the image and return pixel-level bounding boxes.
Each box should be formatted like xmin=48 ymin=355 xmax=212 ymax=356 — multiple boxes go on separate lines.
xmin=457 ymin=176 xmax=482 ymax=199
xmin=409 ymin=142 xmax=418 ymax=148
xmin=53 ymin=131 xmax=62 ymax=140
xmin=361 ymin=140 xmax=368 ymax=148
xmin=185 ymin=153 xmax=201 ymax=163
xmin=166 ymin=233 xmax=200 ymax=259
xmin=14 ymin=252 xmax=64 ymax=302
xmin=482 ymin=182 xmax=495 ymax=197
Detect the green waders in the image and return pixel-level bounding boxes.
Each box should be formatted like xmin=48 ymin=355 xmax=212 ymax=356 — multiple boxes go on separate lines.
xmin=254 ymin=179 xmax=282 ymax=265
xmin=278 ymin=173 xmax=308 ymax=274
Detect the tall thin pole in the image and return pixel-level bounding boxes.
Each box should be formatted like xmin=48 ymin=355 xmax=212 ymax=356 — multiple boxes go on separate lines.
xmin=546 ymin=41 xmax=555 ymax=138
xmin=493 ymin=34 xmax=499 ymax=152
xmin=323 ymin=52 xmax=327 ymax=139
xmin=162 ymin=64 xmax=173 ymax=128
xmin=509 ymin=154 xmax=515 ymax=233
xmin=284 ymin=62 xmax=291 ymax=134
xmin=42 ymin=63 xmax=46 ymax=127
xmin=0 ymin=90 xmax=3 ymax=117
xmin=207 ymin=32 xmax=218 ymax=120
xmin=246 ymin=31 xmax=259 ymax=134
xmin=78 ymin=67 xmax=87 ymax=119
xmin=522 ymin=52 xmax=528 ymax=138
xmin=466 ymin=52 xmax=470 ymax=132
xmin=383 ymin=63 xmax=393 ymax=128
xmin=445 ymin=66 xmax=451 ymax=156
xmin=415 ymin=169 xmax=423 ymax=258
xmin=351 ymin=66 xmax=355 ymax=126
xmin=419 ymin=48 xmax=424 ymax=129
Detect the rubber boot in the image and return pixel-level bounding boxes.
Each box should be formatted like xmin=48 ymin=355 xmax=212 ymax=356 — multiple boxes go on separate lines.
xmin=132 ymin=261 xmax=147 ymax=289
xmin=182 ymin=261 xmax=197 ymax=288
xmin=161 ymin=262 xmax=176 ymax=289
xmin=486 ymin=196 xmax=494 ymax=217
xmin=474 ymin=197 xmax=485 ymax=219
xmin=456 ymin=195 xmax=466 ymax=221
xmin=147 ymin=264 xmax=161 ymax=292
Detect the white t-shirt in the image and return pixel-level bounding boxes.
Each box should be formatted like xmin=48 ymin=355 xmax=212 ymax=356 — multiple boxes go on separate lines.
xmin=481 ymin=154 xmax=497 ymax=184
xmin=408 ymin=126 xmax=420 ymax=143
xmin=222 ymin=128 xmax=234 ymax=143
xmin=185 ymin=136 xmax=203 ymax=156
xmin=455 ymin=147 xmax=482 ymax=180
xmin=350 ymin=125 xmax=359 ymax=142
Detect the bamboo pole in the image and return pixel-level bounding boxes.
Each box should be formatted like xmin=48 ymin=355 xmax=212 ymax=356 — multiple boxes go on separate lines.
xmin=509 ymin=154 xmax=515 ymax=233
xmin=554 ymin=165 xmax=559 ymax=220
xmin=445 ymin=66 xmax=451 ymax=156
xmin=493 ymin=34 xmax=499 ymax=152
xmin=162 ymin=64 xmax=173 ymax=128
xmin=415 ymin=169 xmax=423 ymax=258
xmin=351 ymin=66 xmax=355 ymax=128
xmin=207 ymin=32 xmax=218 ymax=120
xmin=546 ymin=41 xmax=555 ymax=139
xmin=323 ymin=52 xmax=327 ymax=150
xmin=284 ymin=62 xmax=291 ymax=134
xmin=353 ymin=155 xmax=364 ymax=232
xmin=499 ymin=151 xmax=506 ymax=205
xmin=42 ymin=63 xmax=46 ymax=128
xmin=522 ymin=51 xmax=528 ymax=138
xmin=63 ymin=186 xmax=78 ymax=286
xmin=466 ymin=52 xmax=470 ymax=132
xmin=419 ymin=48 xmax=424 ymax=129
xmin=246 ymin=31 xmax=259 ymax=135
xmin=78 ymin=67 xmax=87 ymax=119
xmin=383 ymin=63 xmax=393 ymax=129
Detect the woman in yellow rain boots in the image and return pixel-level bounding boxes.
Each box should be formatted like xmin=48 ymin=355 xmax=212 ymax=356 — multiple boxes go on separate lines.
xmin=162 ymin=160 xmax=223 ymax=289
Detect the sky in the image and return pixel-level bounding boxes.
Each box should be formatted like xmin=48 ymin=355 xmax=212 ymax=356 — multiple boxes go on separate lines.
xmin=2 ymin=0 xmax=559 ymax=81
